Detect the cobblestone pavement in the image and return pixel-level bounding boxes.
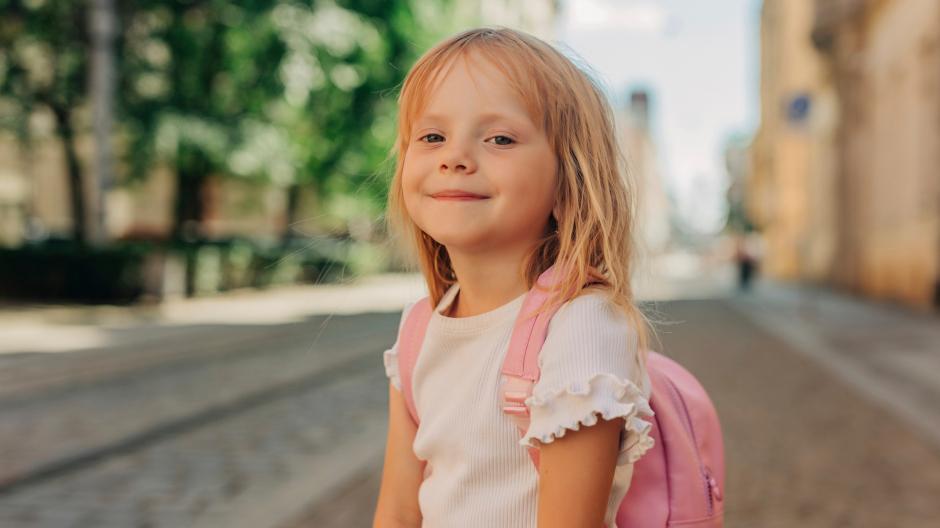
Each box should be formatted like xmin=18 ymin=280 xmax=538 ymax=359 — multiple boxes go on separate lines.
xmin=665 ymin=293 xmax=940 ymax=527
xmin=731 ymin=281 xmax=940 ymax=447
xmin=0 ymin=278 xmax=415 ymax=527
xmin=0 ymin=358 xmax=390 ymax=527
xmin=1 ymin=316 xmax=394 ymax=489
xmin=287 ymin=283 xmax=940 ymax=528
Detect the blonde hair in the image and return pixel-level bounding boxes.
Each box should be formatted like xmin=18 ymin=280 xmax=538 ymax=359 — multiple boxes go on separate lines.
xmin=385 ymin=27 xmax=656 ymax=371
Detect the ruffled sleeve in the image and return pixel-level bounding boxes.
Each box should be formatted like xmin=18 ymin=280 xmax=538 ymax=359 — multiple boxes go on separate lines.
xmin=383 ymin=300 xmax=418 ymax=392
xmin=520 ymin=292 xmax=655 ymax=465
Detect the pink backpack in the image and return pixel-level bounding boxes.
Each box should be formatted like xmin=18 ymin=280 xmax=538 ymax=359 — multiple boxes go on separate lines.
xmin=396 ymin=265 xmax=725 ymax=527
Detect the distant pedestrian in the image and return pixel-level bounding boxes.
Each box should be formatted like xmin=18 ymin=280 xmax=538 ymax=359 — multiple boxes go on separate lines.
xmin=373 ymin=28 xmax=719 ymax=528
xmin=734 ymin=231 xmax=761 ymax=291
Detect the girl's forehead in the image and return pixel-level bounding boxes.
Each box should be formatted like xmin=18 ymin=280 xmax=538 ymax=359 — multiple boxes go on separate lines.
xmin=429 ymin=57 xmax=512 ymax=101
xmin=415 ymin=54 xmax=540 ymax=126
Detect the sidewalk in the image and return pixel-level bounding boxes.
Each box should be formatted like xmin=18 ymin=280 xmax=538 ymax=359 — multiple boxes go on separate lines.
xmin=729 ymin=278 xmax=940 ymax=449
xmin=0 ymin=273 xmax=426 ymax=356
xmin=0 ymin=250 xmax=731 ymax=349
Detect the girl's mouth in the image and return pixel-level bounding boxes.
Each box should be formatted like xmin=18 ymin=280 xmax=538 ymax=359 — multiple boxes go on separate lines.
xmin=430 ymin=190 xmax=490 ymax=200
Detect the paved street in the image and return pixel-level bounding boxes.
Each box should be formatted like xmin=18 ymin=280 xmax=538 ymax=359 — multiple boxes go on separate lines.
xmin=1 ymin=270 xmax=939 ymax=527
xmin=666 ymin=290 xmax=940 ymax=527
xmin=0 ymin=275 xmax=423 ymax=527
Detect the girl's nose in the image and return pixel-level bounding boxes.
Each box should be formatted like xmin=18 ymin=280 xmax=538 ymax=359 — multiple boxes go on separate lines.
xmin=439 ymin=143 xmax=477 ymax=174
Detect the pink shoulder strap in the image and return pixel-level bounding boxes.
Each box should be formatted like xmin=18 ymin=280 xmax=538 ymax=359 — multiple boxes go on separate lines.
xmin=499 ymin=265 xmax=568 ymax=468
xmin=397 ymin=298 xmax=433 ymax=426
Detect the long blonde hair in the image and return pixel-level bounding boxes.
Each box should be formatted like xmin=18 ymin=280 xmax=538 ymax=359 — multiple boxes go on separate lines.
xmin=385 ymin=27 xmax=656 ymax=371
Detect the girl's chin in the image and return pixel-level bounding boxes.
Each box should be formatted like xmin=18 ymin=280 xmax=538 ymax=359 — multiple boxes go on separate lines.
xmin=425 ymin=231 xmax=494 ymax=251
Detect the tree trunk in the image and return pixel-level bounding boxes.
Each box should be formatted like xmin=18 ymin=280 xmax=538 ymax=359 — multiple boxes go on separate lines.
xmin=282 ymin=182 xmax=301 ymax=244
xmin=51 ymin=104 xmax=87 ymax=244
xmin=88 ymin=0 xmax=117 ymax=246
xmin=172 ymin=166 xmax=208 ymax=243
xmin=173 ymin=163 xmax=209 ymax=298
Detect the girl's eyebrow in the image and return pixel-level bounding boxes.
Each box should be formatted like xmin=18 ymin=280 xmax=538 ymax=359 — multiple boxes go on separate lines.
xmin=416 ymin=111 xmax=529 ymax=127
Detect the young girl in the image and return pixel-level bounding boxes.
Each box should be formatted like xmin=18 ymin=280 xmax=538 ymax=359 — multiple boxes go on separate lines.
xmin=374 ymin=27 xmax=655 ymax=528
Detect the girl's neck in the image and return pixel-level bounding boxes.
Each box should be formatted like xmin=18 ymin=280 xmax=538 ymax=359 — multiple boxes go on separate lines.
xmin=445 ymin=247 xmax=530 ymax=318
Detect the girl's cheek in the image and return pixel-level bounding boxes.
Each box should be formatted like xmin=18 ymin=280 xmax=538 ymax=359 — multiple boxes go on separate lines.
xmin=400 ymin=170 xmax=423 ymax=216
xmin=401 ymin=169 xmax=420 ymax=196
xmin=399 ymin=156 xmax=415 ymax=189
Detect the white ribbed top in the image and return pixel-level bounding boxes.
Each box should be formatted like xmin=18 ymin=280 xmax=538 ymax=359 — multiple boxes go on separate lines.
xmin=383 ymin=283 xmax=655 ymax=528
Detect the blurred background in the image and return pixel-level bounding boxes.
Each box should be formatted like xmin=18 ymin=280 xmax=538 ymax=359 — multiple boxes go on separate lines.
xmin=0 ymin=0 xmax=938 ymax=526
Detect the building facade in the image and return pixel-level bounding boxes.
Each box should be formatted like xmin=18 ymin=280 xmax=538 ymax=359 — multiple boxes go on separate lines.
xmin=813 ymin=0 xmax=940 ymax=308
xmin=751 ymin=0 xmax=940 ymax=310
xmin=750 ymin=0 xmax=839 ymax=282
xmin=616 ymin=90 xmax=671 ymax=257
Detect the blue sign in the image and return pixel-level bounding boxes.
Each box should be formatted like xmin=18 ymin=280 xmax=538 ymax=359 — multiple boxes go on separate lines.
xmin=786 ymin=93 xmax=811 ymax=124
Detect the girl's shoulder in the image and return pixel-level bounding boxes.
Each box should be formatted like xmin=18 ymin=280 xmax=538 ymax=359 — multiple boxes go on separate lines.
xmin=546 ymin=285 xmax=638 ymax=343
xmin=569 ymin=283 xmax=614 ymax=303
xmin=556 ymin=285 xmax=627 ymax=321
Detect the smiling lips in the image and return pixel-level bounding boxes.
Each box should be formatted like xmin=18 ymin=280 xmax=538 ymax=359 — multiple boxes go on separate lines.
xmin=431 ymin=190 xmax=490 ymax=200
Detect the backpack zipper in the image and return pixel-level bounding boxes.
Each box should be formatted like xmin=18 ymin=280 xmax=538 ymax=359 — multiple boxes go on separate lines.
xmin=663 ymin=375 xmax=716 ymax=517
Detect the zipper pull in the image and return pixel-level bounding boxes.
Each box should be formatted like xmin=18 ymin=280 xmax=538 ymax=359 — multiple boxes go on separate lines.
xmin=708 ymin=474 xmax=722 ymax=502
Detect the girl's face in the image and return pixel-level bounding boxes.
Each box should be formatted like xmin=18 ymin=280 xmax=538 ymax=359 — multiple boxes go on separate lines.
xmin=402 ymin=54 xmax=558 ymax=256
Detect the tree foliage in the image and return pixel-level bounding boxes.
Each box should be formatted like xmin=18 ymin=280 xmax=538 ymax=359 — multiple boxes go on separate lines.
xmin=118 ymin=0 xmax=432 ymax=240
xmin=1 ymin=0 xmax=453 ymax=243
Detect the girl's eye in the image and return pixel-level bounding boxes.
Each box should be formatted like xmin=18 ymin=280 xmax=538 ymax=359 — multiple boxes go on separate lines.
xmin=420 ymin=133 xmax=444 ymax=143
xmin=488 ymin=135 xmax=515 ymax=146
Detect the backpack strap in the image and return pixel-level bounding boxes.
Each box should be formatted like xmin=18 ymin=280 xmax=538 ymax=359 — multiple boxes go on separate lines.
xmin=397 ymin=297 xmax=433 ymax=427
xmin=499 ymin=264 xmax=568 ymax=468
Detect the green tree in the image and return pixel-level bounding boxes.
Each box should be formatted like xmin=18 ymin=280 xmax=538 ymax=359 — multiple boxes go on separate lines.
xmin=0 ymin=0 xmax=91 ymax=243
xmin=2 ymin=0 xmax=451 ymax=247
xmin=119 ymin=0 xmax=432 ymax=243
xmin=118 ymin=1 xmax=289 ymax=241
xmin=272 ymin=0 xmax=414 ymax=240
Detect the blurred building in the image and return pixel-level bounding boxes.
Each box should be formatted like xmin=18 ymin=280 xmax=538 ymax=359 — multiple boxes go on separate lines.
xmin=616 ymin=89 xmax=671 ymax=256
xmin=750 ymin=0 xmax=839 ymax=282
xmin=751 ymin=0 xmax=940 ymax=310
xmin=813 ymin=0 xmax=940 ymax=308
xmin=0 ymin=141 xmax=29 ymax=245
xmin=723 ymin=133 xmax=753 ymax=234
xmin=461 ymin=0 xmax=559 ymax=39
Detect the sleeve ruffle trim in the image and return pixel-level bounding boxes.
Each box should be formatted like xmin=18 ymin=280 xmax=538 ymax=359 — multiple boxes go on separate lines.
xmin=382 ymin=348 xmax=401 ymax=391
xmin=519 ymin=372 xmax=656 ymax=465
